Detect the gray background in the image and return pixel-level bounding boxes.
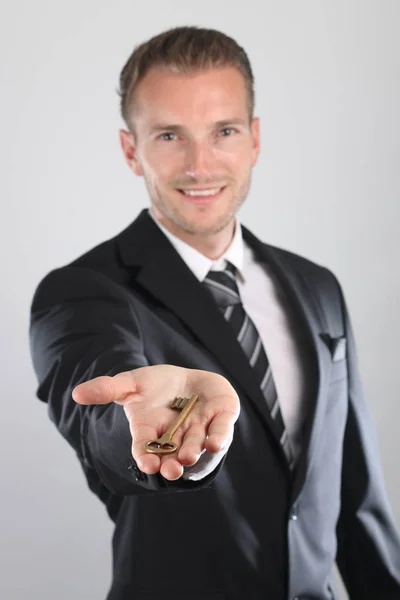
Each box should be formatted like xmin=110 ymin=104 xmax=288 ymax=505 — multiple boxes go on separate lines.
xmin=1 ymin=1 xmax=399 ymax=598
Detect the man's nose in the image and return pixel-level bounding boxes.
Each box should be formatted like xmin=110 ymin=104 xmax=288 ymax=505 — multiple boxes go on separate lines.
xmin=183 ymin=141 xmax=216 ymax=179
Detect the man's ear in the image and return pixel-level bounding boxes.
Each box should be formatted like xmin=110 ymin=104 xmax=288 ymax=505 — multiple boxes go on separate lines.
xmin=250 ymin=117 xmax=260 ymax=167
xmin=119 ymin=129 xmax=143 ymax=176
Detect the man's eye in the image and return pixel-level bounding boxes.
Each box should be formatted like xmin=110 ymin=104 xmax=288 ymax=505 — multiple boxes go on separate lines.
xmin=159 ymin=132 xmax=177 ymax=141
xmin=220 ymin=128 xmax=236 ymax=137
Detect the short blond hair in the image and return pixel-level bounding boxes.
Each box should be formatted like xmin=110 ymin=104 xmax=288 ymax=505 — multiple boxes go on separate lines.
xmin=118 ymin=26 xmax=255 ymax=131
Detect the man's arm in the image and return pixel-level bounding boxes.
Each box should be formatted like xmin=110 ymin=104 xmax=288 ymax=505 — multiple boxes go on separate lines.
xmin=335 ymin=282 xmax=400 ymax=597
xmin=29 ymin=266 xmax=233 ymax=495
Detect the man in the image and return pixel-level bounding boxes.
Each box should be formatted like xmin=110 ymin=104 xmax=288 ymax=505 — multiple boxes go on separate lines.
xmin=29 ymin=26 xmax=400 ymax=599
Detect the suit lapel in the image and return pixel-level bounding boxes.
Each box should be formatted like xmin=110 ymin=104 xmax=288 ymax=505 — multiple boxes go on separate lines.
xmin=241 ymin=226 xmax=333 ymax=499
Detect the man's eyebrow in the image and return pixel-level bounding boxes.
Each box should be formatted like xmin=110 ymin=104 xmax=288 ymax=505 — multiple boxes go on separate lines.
xmin=214 ymin=118 xmax=248 ymax=128
xmin=148 ymin=118 xmax=248 ymax=135
xmin=148 ymin=123 xmax=186 ymax=135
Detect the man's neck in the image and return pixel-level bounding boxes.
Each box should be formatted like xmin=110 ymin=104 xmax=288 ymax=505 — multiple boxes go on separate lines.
xmin=150 ymin=208 xmax=236 ymax=260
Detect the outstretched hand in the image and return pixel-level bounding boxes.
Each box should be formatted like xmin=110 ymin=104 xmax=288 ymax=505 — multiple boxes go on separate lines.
xmin=72 ymin=365 xmax=240 ymax=481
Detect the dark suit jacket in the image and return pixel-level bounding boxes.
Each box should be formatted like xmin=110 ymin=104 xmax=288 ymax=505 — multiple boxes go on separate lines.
xmin=29 ymin=209 xmax=400 ymax=600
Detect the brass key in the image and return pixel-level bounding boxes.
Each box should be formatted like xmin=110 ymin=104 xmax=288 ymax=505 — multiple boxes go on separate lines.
xmin=143 ymin=394 xmax=199 ymax=455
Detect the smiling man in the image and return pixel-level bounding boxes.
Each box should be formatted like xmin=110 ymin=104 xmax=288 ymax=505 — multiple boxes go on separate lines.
xmin=29 ymin=26 xmax=400 ymax=600
xmin=120 ymin=64 xmax=259 ymax=257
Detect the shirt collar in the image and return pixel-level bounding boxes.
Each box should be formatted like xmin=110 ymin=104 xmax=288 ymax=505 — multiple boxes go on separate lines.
xmin=148 ymin=208 xmax=244 ymax=282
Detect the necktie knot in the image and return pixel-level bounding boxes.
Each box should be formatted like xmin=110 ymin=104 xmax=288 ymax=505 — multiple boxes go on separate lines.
xmin=203 ymin=262 xmax=241 ymax=309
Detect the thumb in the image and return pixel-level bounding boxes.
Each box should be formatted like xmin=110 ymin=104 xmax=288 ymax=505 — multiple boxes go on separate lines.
xmin=72 ymin=371 xmax=138 ymax=405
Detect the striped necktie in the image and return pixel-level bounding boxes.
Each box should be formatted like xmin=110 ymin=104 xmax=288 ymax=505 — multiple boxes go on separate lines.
xmin=203 ymin=261 xmax=294 ymax=467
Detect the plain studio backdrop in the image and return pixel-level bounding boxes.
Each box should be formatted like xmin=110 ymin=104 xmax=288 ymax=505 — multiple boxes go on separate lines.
xmin=1 ymin=1 xmax=399 ymax=598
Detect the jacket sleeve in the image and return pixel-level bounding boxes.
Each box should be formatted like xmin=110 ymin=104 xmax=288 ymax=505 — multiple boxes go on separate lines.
xmin=29 ymin=265 xmax=224 ymax=496
xmin=335 ymin=282 xmax=400 ymax=598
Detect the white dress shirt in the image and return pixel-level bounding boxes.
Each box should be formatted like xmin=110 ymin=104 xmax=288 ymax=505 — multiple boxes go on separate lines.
xmin=149 ymin=209 xmax=312 ymax=479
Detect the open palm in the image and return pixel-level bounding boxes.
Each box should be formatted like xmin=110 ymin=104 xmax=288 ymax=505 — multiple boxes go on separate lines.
xmin=72 ymin=365 xmax=240 ymax=480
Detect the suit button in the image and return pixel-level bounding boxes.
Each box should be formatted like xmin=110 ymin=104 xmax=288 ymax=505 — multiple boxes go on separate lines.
xmin=128 ymin=461 xmax=147 ymax=482
xmin=290 ymin=506 xmax=298 ymax=520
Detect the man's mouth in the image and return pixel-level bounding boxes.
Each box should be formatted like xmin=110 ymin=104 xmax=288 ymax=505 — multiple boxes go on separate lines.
xmin=179 ymin=186 xmax=224 ymax=197
xmin=177 ymin=186 xmax=226 ymax=199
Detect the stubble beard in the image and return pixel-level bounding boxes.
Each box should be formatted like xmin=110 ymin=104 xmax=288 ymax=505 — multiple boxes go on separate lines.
xmin=148 ymin=175 xmax=252 ymax=238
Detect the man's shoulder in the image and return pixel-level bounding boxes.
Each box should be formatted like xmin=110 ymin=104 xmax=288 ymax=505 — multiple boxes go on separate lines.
xmin=48 ymin=209 xmax=156 ymax=282
xmin=67 ymin=235 xmax=119 ymax=274
xmin=42 ymin=211 xmax=149 ymax=286
xmin=31 ymin=210 xmax=158 ymax=308
xmin=241 ymin=224 xmax=344 ymax=308
xmin=267 ymin=241 xmax=341 ymax=290
xmin=41 ymin=236 xmax=118 ymax=284
xmin=242 ymin=224 xmax=338 ymax=285
xmin=32 ymin=225 xmax=134 ymax=309
xmin=265 ymin=241 xmax=321 ymax=269
xmin=265 ymin=242 xmax=334 ymax=278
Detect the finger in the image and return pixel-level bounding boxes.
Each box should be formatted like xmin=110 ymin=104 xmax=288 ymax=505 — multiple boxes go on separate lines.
xmin=159 ymin=457 xmax=184 ymax=481
xmin=136 ymin=445 xmax=184 ymax=480
xmin=136 ymin=452 xmax=161 ymax=475
xmin=133 ymin=420 xmax=186 ymax=480
xmin=204 ymin=410 xmax=237 ymax=453
xmin=136 ymin=453 xmax=161 ymax=475
xmin=131 ymin=423 xmax=186 ymax=479
xmin=131 ymin=423 xmax=162 ymax=475
xmin=72 ymin=371 xmax=139 ymax=405
xmin=178 ymin=422 xmax=207 ymax=466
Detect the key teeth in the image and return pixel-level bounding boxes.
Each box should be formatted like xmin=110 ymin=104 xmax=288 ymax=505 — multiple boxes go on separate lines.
xmin=170 ymin=394 xmax=199 ymax=410
xmin=171 ymin=396 xmax=186 ymax=410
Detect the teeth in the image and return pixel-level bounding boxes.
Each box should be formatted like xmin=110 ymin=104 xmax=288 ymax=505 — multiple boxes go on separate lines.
xmin=181 ymin=187 xmax=222 ymax=197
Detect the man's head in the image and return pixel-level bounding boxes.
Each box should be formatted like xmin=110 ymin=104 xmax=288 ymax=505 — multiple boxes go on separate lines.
xmin=118 ymin=26 xmax=260 ymax=249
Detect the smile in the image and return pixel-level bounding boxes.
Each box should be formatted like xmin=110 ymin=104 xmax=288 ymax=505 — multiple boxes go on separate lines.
xmin=179 ymin=187 xmax=224 ymax=197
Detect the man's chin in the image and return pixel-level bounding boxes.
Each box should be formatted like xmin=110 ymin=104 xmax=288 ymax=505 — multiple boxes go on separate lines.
xmin=151 ymin=198 xmax=239 ymax=238
xmin=174 ymin=214 xmax=235 ymax=237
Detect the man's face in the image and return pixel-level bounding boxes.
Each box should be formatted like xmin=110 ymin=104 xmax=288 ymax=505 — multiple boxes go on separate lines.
xmin=120 ymin=66 xmax=260 ymax=238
